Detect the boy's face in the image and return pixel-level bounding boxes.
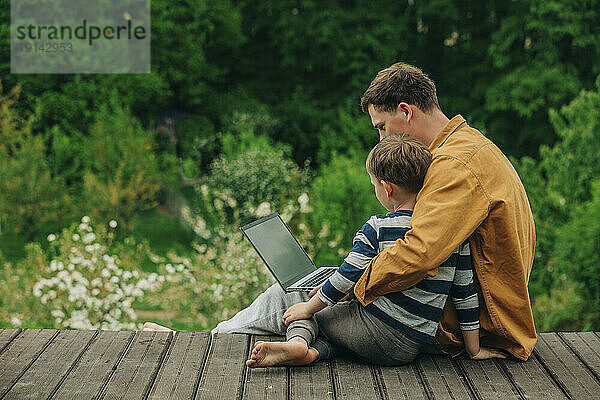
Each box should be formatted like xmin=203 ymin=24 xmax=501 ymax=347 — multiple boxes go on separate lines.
xmin=369 ymin=172 xmax=394 ymax=211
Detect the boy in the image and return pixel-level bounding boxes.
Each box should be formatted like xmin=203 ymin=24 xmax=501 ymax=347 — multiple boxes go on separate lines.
xmin=246 ymin=134 xmax=505 ymax=368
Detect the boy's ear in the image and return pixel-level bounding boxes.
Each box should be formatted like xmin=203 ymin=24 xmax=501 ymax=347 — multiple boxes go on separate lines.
xmin=381 ymin=180 xmax=393 ymax=197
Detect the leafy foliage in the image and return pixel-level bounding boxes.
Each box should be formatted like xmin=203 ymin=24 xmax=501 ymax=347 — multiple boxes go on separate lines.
xmin=0 ymin=84 xmax=70 ymax=239
xmin=80 ymin=96 xmax=173 ymax=229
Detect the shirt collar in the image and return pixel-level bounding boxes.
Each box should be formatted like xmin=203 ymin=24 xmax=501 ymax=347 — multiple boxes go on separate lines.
xmin=428 ymin=114 xmax=466 ymax=151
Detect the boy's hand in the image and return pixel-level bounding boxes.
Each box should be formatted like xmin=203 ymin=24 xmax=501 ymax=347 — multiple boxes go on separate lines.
xmin=283 ymin=302 xmax=315 ymax=325
xmin=469 ymin=347 xmax=507 ymax=360
xmin=308 ymin=282 xmax=325 ymax=298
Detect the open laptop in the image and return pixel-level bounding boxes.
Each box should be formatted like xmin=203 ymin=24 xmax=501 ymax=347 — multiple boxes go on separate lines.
xmin=241 ymin=213 xmax=337 ymax=292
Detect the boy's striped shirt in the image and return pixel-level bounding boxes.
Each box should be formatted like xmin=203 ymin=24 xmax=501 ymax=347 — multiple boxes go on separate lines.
xmin=317 ymin=210 xmax=480 ymax=344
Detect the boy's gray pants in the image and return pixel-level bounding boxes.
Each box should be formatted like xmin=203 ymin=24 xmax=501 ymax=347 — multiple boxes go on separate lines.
xmin=212 ymin=283 xmax=421 ymax=366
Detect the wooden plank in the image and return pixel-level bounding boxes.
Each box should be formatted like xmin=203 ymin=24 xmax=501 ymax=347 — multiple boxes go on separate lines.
xmin=99 ymin=331 xmax=172 ymax=400
xmin=559 ymin=332 xmax=600 ymax=381
xmin=195 ymin=333 xmax=249 ymax=400
xmin=378 ymin=363 xmax=427 ymax=399
xmin=147 ymin=331 xmax=211 ymax=400
xmin=457 ymin=358 xmax=521 ymax=399
xmin=290 ymin=360 xmax=334 ymax=400
xmin=0 ymin=329 xmax=58 ymax=398
xmin=533 ymin=332 xmax=600 ymax=398
xmin=52 ymin=330 xmax=135 ymax=400
xmin=242 ymin=335 xmax=288 ymax=400
xmin=498 ymin=354 xmax=566 ymax=399
xmin=330 ymin=355 xmax=381 ymax=400
xmin=0 ymin=329 xmax=21 ymax=354
xmin=416 ymin=354 xmax=472 ymax=399
xmin=4 ymin=329 xmax=96 ymax=400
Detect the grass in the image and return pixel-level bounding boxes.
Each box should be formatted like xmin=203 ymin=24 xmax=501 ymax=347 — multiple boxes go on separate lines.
xmin=0 ymin=232 xmax=28 ymax=262
xmin=129 ymin=207 xmax=195 ymax=259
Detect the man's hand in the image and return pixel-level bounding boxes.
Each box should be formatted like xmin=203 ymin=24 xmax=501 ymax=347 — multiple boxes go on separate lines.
xmin=283 ymin=302 xmax=315 ymax=326
xmin=468 ymin=346 xmax=507 ymax=360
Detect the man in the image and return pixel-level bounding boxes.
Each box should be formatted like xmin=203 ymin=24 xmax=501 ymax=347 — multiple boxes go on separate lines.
xmin=355 ymin=62 xmax=536 ymax=360
xmin=150 ymin=62 xmax=536 ymax=361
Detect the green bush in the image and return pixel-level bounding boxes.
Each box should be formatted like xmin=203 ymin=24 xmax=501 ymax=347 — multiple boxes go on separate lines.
xmin=1 ymin=216 xmax=174 ymax=330
xmin=520 ymin=75 xmax=600 ymax=331
xmin=202 ymin=132 xmax=310 ymax=224
xmin=80 ymin=94 xmax=173 ymax=229
xmin=0 ymin=84 xmax=70 ymax=240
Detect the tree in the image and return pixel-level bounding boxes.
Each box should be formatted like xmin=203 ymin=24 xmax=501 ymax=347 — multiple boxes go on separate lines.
xmin=0 ymin=84 xmax=70 ymax=240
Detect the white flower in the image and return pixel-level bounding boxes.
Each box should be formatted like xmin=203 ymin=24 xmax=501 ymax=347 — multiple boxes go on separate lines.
xmin=79 ymin=223 xmax=89 ymax=231
xmin=47 ymin=234 xmax=57 ymax=242
xmin=298 ymin=193 xmax=310 ymax=212
xmin=255 ymin=202 xmax=272 ymax=217
xmin=109 ymin=220 xmax=118 ymax=228
xmin=82 ymin=233 xmax=96 ymax=244
xmin=11 ymin=316 xmax=22 ymax=326
xmin=82 ymin=216 xmax=90 ymax=224
xmin=72 ymin=234 xmax=80 ymax=241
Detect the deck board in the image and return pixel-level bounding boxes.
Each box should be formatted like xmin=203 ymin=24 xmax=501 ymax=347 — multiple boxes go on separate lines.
xmin=52 ymin=330 xmax=135 ymax=400
xmin=417 ymin=354 xmax=472 ymax=399
xmin=533 ymin=332 xmax=600 ymax=398
xmin=378 ymin=362 xmax=427 ymax=399
xmin=0 ymin=329 xmax=20 ymax=354
xmin=499 ymin=355 xmax=567 ymax=399
xmin=5 ymin=329 xmax=96 ymax=400
xmin=147 ymin=331 xmax=210 ymax=400
xmin=242 ymin=336 xmax=288 ymax=400
xmin=289 ymin=359 xmax=334 ymax=400
xmin=0 ymin=330 xmax=598 ymax=399
xmin=559 ymin=332 xmax=600 ymax=381
xmin=0 ymin=329 xmax=58 ymax=398
xmin=194 ymin=333 xmax=248 ymax=400
xmin=99 ymin=331 xmax=171 ymax=400
xmin=330 ymin=356 xmax=381 ymax=399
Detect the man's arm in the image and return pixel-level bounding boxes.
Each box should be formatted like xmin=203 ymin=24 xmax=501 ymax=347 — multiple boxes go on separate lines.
xmin=355 ymin=156 xmax=491 ymax=305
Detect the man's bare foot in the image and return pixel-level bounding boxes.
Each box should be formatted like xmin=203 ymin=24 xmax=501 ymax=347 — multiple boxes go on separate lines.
xmin=143 ymin=322 xmax=174 ymax=332
xmin=246 ymin=338 xmax=319 ymax=368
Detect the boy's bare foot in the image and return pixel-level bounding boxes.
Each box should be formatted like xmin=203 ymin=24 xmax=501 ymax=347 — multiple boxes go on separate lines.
xmin=143 ymin=322 xmax=174 ymax=332
xmin=246 ymin=338 xmax=319 ymax=368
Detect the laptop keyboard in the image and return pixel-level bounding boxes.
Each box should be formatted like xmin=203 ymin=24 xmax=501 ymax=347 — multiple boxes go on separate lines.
xmin=296 ymin=268 xmax=337 ymax=288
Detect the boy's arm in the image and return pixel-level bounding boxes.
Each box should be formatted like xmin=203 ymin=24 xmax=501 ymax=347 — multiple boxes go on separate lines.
xmin=355 ymin=157 xmax=491 ymax=305
xmin=450 ymin=242 xmax=482 ymax=357
xmin=317 ymin=217 xmax=379 ymax=307
xmin=283 ymin=218 xmax=379 ymax=325
xmin=283 ymin=294 xmax=327 ymax=325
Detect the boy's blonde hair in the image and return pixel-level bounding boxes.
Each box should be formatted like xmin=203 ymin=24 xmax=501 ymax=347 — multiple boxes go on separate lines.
xmin=366 ymin=134 xmax=432 ymax=194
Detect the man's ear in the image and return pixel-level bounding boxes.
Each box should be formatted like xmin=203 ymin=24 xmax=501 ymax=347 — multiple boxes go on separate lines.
xmin=396 ymin=102 xmax=412 ymax=122
xmin=381 ymin=180 xmax=393 ymax=198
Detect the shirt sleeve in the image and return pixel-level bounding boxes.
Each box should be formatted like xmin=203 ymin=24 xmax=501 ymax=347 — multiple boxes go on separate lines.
xmin=318 ymin=217 xmax=378 ymax=306
xmin=449 ymin=242 xmax=480 ymax=331
xmin=355 ymin=156 xmax=491 ymax=306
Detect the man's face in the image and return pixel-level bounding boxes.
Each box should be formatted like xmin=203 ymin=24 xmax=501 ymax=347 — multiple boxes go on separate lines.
xmin=368 ymin=104 xmax=410 ymax=140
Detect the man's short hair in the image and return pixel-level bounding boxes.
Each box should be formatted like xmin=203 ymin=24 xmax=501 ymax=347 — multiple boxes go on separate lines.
xmin=366 ymin=134 xmax=432 ymax=193
xmin=361 ymin=62 xmax=440 ymax=114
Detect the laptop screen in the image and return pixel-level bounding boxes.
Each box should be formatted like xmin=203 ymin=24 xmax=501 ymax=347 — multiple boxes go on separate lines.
xmin=241 ymin=213 xmax=316 ymax=289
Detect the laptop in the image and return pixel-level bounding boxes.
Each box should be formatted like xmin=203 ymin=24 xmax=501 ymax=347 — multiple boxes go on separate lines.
xmin=240 ymin=213 xmax=337 ymax=292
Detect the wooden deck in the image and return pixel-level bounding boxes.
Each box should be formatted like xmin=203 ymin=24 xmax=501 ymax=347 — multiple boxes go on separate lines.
xmin=0 ymin=330 xmax=599 ymax=399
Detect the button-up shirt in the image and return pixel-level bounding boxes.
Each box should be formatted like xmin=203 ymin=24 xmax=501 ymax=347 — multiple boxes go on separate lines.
xmin=354 ymin=115 xmax=537 ymax=360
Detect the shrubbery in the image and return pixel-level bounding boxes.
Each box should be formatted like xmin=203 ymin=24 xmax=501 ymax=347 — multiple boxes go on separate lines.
xmin=516 ymin=75 xmax=600 ymax=331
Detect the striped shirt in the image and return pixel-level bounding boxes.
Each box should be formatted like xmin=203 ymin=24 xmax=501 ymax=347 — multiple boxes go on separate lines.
xmin=318 ymin=210 xmax=480 ymax=344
